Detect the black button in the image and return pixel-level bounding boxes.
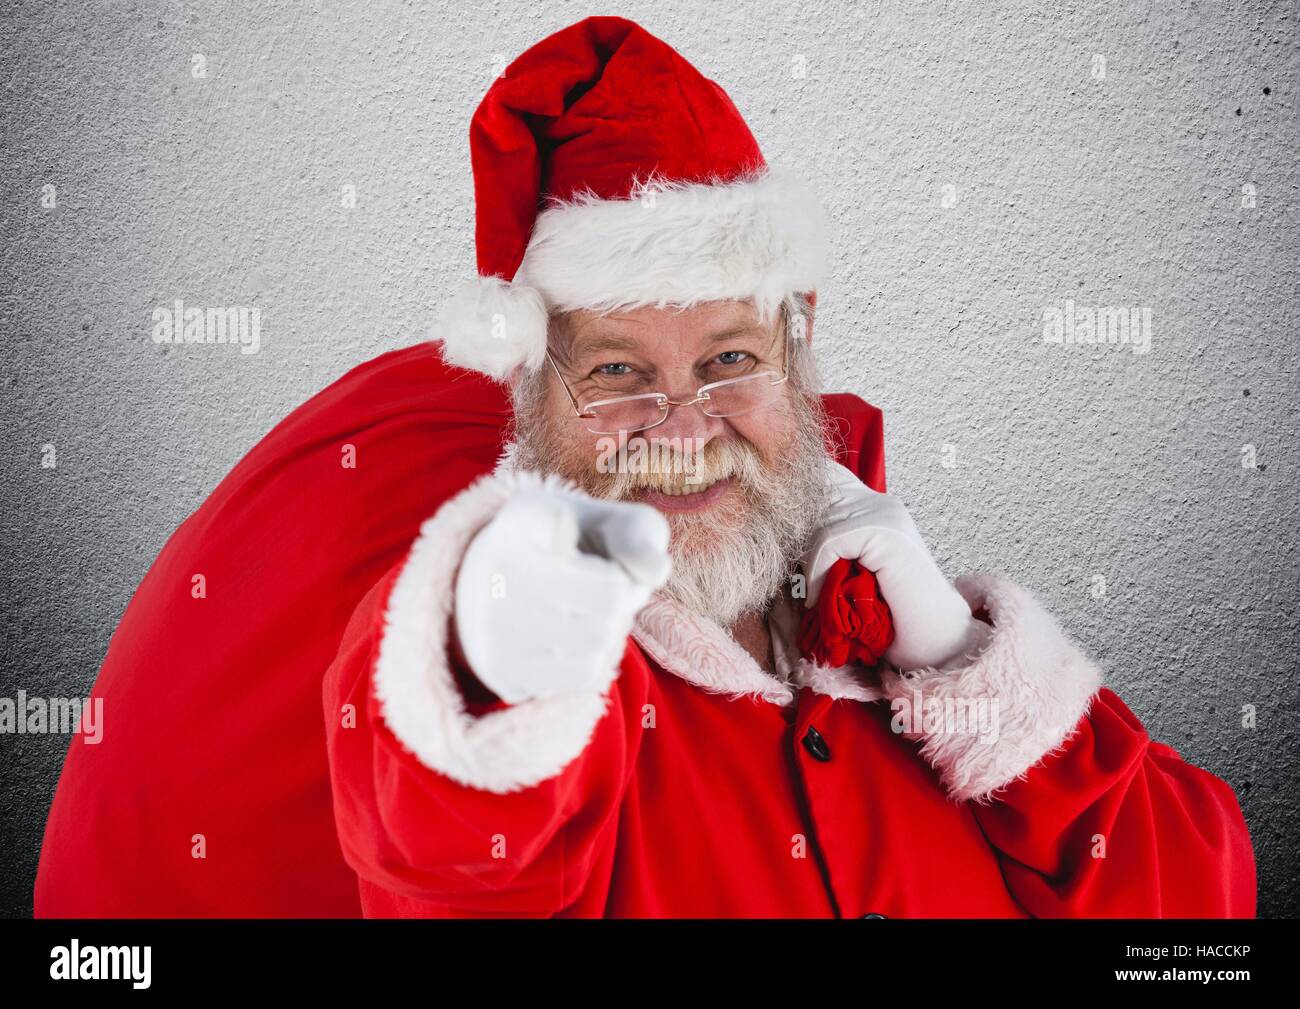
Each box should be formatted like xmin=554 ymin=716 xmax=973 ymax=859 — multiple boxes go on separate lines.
xmin=860 ymin=913 xmax=887 ymax=919
xmin=802 ymin=725 xmax=831 ymax=761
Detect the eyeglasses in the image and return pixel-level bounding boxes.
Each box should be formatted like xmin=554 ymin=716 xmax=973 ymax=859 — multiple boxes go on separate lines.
xmin=546 ymin=328 xmax=791 ymax=435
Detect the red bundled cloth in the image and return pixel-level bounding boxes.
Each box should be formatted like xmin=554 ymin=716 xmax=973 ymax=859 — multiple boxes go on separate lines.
xmin=798 ymin=558 xmax=895 ymax=667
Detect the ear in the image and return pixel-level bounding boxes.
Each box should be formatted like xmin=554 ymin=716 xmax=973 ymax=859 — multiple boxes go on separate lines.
xmin=800 ymin=290 xmax=817 ymax=345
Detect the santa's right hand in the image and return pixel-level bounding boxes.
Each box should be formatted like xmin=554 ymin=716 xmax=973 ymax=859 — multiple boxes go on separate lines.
xmin=452 ymin=487 xmax=671 ymax=704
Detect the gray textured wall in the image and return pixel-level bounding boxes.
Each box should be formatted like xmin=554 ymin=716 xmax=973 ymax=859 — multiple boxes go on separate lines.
xmin=2 ymin=0 xmax=1296 ymax=918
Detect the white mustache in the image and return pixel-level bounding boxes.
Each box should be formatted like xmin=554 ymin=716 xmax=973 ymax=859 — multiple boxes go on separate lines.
xmin=602 ymin=439 xmax=766 ymax=499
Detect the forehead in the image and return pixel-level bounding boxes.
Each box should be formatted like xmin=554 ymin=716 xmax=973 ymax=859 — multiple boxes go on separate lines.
xmin=558 ymin=300 xmax=776 ymax=358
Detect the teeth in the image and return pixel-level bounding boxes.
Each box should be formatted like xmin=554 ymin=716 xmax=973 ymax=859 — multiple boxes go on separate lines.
xmin=656 ymin=476 xmax=724 ymax=497
xmin=630 ymin=457 xmax=737 ymax=497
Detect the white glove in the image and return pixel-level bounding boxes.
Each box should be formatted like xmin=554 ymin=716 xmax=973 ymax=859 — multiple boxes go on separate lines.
xmin=453 ymin=486 xmax=671 ymax=704
xmin=803 ymin=463 xmax=990 ymax=672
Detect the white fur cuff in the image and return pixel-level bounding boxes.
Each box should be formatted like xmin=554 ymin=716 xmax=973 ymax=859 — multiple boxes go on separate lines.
xmin=372 ymin=468 xmax=615 ymax=794
xmin=879 ymin=573 xmax=1104 ymax=804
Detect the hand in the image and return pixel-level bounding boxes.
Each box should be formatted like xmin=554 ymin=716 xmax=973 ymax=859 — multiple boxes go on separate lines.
xmin=453 ymin=486 xmax=671 ymax=703
xmin=803 ymin=463 xmax=990 ymax=672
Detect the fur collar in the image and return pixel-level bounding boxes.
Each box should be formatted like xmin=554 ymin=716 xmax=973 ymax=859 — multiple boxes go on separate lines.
xmin=633 ymin=593 xmax=886 ymax=707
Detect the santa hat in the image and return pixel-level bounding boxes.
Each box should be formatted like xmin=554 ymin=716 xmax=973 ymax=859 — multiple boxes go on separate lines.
xmin=433 ymin=16 xmax=828 ymax=380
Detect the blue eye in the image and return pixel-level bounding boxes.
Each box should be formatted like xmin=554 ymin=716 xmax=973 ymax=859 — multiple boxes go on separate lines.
xmin=716 ymin=351 xmax=749 ymax=365
xmin=595 ymin=363 xmax=633 ymax=376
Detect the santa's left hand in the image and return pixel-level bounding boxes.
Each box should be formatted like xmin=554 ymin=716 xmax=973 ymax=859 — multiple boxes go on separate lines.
xmin=802 ymin=462 xmax=991 ymax=672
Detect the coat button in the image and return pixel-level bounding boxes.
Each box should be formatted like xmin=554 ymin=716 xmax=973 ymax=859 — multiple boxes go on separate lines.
xmin=860 ymin=913 xmax=888 ymax=919
xmin=802 ymin=725 xmax=831 ymax=761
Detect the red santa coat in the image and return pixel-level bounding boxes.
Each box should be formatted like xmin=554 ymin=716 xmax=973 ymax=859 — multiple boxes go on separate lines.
xmin=36 ymin=345 xmax=1256 ymax=918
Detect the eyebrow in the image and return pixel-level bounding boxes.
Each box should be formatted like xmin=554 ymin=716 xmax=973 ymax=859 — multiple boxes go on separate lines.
xmin=570 ymin=321 xmax=771 ymax=359
xmin=571 ymin=332 xmax=645 ymax=356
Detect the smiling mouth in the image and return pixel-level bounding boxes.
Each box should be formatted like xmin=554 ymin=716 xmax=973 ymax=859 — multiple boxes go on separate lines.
xmin=635 ymin=476 xmax=735 ymax=512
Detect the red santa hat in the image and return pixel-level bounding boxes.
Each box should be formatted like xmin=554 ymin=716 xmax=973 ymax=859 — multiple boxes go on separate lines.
xmin=434 ymin=15 xmax=828 ymax=380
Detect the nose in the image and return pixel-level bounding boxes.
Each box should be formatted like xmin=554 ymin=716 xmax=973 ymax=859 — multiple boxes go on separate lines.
xmin=654 ymin=380 xmax=726 ymax=445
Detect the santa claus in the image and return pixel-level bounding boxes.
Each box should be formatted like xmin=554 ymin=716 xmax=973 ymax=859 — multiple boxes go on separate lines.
xmin=36 ymin=16 xmax=1255 ymax=918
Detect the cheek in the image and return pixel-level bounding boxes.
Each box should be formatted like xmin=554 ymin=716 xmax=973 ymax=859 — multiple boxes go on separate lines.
xmin=725 ymin=398 xmax=800 ymax=460
xmin=546 ymin=392 xmax=609 ymax=469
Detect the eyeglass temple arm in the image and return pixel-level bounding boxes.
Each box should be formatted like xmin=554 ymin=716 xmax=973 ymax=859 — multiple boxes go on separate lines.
xmin=782 ymin=317 xmax=790 ymax=379
xmin=769 ymin=306 xmax=791 ymax=385
xmin=545 ymin=350 xmax=595 ymax=417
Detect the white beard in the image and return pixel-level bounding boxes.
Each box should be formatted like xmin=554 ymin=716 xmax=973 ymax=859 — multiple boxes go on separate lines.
xmin=651 ymin=436 xmax=830 ymax=626
xmin=508 ymin=386 xmax=834 ymax=629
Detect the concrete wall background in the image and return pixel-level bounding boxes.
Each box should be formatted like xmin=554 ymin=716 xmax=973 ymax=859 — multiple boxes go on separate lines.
xmin=1 ymin=0 xmax=1296 ymax=917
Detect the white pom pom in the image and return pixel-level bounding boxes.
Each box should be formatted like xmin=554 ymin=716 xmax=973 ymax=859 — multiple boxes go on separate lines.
xmin=432 ymin=276 xmax=549 ymax=380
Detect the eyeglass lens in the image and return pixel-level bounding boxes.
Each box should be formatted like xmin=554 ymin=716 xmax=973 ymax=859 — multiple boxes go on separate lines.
xmin=583 ymin=372 xmax=781 ymax=434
